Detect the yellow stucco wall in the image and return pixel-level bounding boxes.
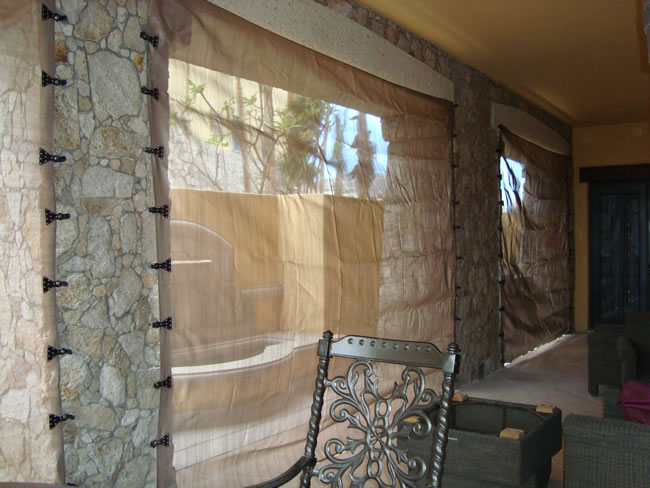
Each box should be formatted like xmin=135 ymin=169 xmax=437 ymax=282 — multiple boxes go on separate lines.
xmin=572 ymin=121 xmax=650 ymax=331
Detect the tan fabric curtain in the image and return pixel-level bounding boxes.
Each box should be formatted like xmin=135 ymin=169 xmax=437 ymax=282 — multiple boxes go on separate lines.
xmin=0 ymin=0 xmax=63 ymax=483
xmin=500 ymin=128 xmax=571 ymax=362
xmin=147 ymin=0 xmax=454 ymax=485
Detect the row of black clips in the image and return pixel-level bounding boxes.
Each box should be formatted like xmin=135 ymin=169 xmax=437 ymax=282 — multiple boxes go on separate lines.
xmin=496 ymin=131 xmax=507 ymax=363
xmin=42 ymin=3 xmax=75 ymax=437
xmin=141 ymin=26 xmax=174 ymax=450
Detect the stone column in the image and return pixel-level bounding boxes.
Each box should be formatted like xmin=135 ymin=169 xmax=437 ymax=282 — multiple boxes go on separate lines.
xmin=53 ymin=0 xmax=159 ymax=486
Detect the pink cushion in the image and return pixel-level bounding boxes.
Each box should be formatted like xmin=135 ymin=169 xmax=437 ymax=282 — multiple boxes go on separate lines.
xmin=618 ymin=380 xmax=650 ymax=424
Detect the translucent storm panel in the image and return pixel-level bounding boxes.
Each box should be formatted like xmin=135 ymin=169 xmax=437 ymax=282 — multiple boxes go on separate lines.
xmin=165 ymin=69 xmax=453 ymax=485
xmin=500 ymin=129 xmax=570 ymax=362
xmin=149 ymin=1 xmax=454 ymax=485
xmin=168 ymin=60 xmax=390 ymax=198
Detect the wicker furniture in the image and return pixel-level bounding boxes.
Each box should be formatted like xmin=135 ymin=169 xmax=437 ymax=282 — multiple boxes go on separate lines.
xmin=403 ymin=398 xmax=562 ymax=487
xmin=588 ymin=312 xmax=650 ymax=395
xmin=563 ymin=414 xmax=650 ymax=488
xmin=246 ymin=331 xmax=460 ymax=488
xmin=588 ymin=323 xmax=625 ymax=394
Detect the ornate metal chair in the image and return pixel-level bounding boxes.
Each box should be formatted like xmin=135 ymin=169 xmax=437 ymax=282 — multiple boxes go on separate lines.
xmin=247 ymin=330 xmax=460 ymax=488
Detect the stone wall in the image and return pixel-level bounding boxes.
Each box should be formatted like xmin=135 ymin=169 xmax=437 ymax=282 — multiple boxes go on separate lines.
xmin=317 ymin=0 xmax=572 ymax=383
xmin=52 ymin=0 xmax=159 ymax=485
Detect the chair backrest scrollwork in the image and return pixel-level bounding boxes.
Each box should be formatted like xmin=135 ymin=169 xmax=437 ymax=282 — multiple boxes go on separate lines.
xmin=298 ymin=331 xmax=460 ymax=488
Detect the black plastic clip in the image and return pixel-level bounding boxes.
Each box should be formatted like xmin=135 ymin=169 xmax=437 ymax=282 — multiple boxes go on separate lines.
xmin=498 ymin=226 xmax=503 ymax=232
xmin=47 ymin=346 xmax=72 ymax=361
xmin=40 ymin=148 xmax=66 ymax=165
xmin=452 ymin=163 xmax=459 ymax=168
xmin=148 ymin=205 xmax=169 ymax=218
xmin=43 ymin=277 xmax=68 ymax=293
xmin=42 ymin=71 xmax=67 ymax=87
xmin=456 ymin=256 xmax=463 ymax=261
xmin=141 ymin=86 xmax=160 ymax=100
xmin=45 ymin=208 xmax=71 ymax=225
xmin=498 ymin=278 xmax=506 ymax=285
xmin=49 ymin=413 xmax=74 ymax=429
xmin=154 ymin=376 xmax=172 ymax=389
xmin=497 ymin=173 xmax=503 ymax=180
xmin=150 ymin=434 xmax=169 ymax=448
xmin=453 ymin=225 xmax=461 ymax=230
xmin=454 ymin=316 xmax=462 ymax=321
xmin=498 ymin=200 xmax=504 ymax=206
xmin=151 ymin=317 xmax=172 ymax=330
xmin=498 ymin=252 xmax=504 ymax=259
xmin=42 ymin=4 xmax=68 ymax=21
xmin=140 ymin=31 xmax=159 ymax=48
xmin=453 ymin=200 xmax=460 ymax=206
xmin=498 ymin=331 xmax=505 ymax=338
xmin=151 ymin=258 xmax=171 ymax=272
xmin=498 ymin=305 xmax=505 ymax=312
xmin=144 ymin=146 xmax=164 ymax=159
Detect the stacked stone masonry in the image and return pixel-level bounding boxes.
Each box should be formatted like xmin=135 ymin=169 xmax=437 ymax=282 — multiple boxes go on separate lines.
xmin=52 ymin=0 xmax=158 ymax=486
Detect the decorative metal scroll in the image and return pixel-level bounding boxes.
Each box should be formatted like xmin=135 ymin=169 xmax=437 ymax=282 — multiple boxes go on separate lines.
xmin=317 ymin=360 xmax=438 ymax=488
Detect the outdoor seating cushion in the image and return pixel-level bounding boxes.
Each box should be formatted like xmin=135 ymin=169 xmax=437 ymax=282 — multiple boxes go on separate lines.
xmin=563 ymin=414 xmax=650 ymax=488
xmin=619 ymin=380 xmax=650 ymax=424
xmin=624 ymin=323 xmax=650 ymax=376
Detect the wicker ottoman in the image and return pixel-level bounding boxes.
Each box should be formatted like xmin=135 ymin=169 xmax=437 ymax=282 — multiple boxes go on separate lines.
xmin=404 ymin=398 xmax=562 ymax=487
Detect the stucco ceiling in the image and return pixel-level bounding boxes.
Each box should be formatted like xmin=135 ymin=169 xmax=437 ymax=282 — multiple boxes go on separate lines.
xmin=358 ymin=0 xmax=650 ymax=127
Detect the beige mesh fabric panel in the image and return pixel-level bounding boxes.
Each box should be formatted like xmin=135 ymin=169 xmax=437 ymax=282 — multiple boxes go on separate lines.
xmin=0 ymin=0 xmax=64 ymax=483
xmin=500 ymin=128 xmax=571 ymax=362
xmin=147 ymin=0 xmax=454 ymax=485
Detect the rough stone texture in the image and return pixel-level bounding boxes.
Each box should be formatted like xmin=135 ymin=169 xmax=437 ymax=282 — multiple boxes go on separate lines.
xmin=74 ymin=0 xmax=115 ymax=41
xmin=89 ymin=126 xmax=141 ymax=159
xmin=88 ymin=50 xmax=141 ymax=122
xmin=316 ymin=0 xmax=572 ymax=383
xmin=54 ymin=0 xmax=158 ymax=486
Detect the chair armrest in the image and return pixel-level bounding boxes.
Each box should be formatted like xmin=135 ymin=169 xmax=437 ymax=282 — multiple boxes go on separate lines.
xmin=603 ymin=388 xmax=624 ymax=419
xmin=616 ymin=336 xmax=637 ymax=383
xmin=564 ymin=414 xmax=650 ymax=488
xmin=244 ymin=455 xmax=316 ymax=488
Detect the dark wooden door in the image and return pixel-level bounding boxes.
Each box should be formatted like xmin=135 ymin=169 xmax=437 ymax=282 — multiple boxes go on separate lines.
xmin=589 ymin=182 xmax=648 ymax=327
